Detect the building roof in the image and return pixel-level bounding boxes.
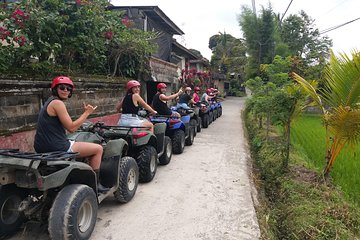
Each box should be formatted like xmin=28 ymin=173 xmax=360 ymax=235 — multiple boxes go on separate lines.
xmin=172 ymin=40 xmax=198 ymax=60
xmin=109 ymin=6 xmax=184 ymax=35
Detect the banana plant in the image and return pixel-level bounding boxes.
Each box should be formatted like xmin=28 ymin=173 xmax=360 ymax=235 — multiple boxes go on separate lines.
xmin=292 ymin=50 xmax=360 ymax=176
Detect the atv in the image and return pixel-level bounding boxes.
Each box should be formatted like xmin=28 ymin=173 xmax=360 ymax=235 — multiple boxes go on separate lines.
xmin=197 ymin=102 xmax=211 ymax=128
xmin=174 ymin=106 xmax=201 ymax=136
xmin=107 ymin=120 xmax=171 ymax=183
xmin=0 ymin=122 xmax=139 ymax=240
xmin=150 ymin=110 xmax=195 ymax=155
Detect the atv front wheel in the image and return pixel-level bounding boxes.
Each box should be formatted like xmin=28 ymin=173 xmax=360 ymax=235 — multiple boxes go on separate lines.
xmin=114 ymin=156 xmax=139 ymax=203
xmin=48 ymin=184 xmax=97 ymax=240
xmin=0 ymin=185 xmax=27 ymax=237
xmin=159 ymin=136 xmax=172 ymax=165
xmin=172 ymin=130 xmax=185 ymax=154
xmin=137 ymin=146 xmax=158 ymax=183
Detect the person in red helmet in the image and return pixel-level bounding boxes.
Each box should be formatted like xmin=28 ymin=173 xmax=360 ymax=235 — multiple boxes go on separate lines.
xmin=200 ymin=88 xmax=215 ymax=104
xmin=34 ymin=76 xmax=108 ymax=192
xmin=152 ymin=82 xmax=182 ymax=117
xmin=192 ymin=86 xmax=201 ymax=104
xmin=176 ymin=86 xmax=195 ymax=109
xmin=116 ymin=80 xmax=157 ymax=132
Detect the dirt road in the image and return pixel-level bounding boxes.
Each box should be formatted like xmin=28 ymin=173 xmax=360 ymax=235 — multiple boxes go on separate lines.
xmin=9 ymin=96 xmax=260 ymax=240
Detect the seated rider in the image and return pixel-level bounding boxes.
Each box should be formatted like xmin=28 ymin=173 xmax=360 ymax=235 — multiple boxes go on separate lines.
xmin=200 ymin=89 xmax=215 ymax=104
xmin=192 ymin=87 xmax=201 ymax=104
xmin=34 ymin=76 xmax=108 ymax=193
xmin=176 ymin=86 xmax=196 ymax=110
xmin=116 ymin=80 xmax=157 ymax=133
xmin=152 ymin=83 xmax=183 ymax=118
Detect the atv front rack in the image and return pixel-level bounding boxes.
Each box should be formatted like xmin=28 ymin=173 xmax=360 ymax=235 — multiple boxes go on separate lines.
xmin=0 ymin=149 xmax=78 ymax=161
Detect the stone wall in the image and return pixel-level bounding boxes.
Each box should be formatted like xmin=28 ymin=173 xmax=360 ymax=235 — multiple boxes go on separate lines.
xmin=0 ymin=78 xmax=125 ymax=151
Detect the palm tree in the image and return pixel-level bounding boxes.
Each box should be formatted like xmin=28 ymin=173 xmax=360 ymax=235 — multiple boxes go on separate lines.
xmin=292 ymin=50 xmax=360 ymax=177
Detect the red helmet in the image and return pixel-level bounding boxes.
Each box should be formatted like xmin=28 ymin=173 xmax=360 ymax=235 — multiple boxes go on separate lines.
xmin=194 ymin=87 xmax=200 ymax=91
xmin=206 ymin=89 xmax=212 ymax=93
xmin=51 ymin=76 xmax=74 ymax=89
xmin=185 ymin=87 xmax=191 ymax=91
xmin=157 ymin=83 xmax=167 ymax=90
xmin=210 ymin=88 xmax=215 ymax=92
xmin=127 ymin=80 xmax=140 ymax=90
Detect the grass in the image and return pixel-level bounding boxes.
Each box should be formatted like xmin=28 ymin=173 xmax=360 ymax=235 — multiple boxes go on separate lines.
xmin=245 ymin=110 xmax=360 ymax=239
xmin=291 ymin=114 xmax=360 ymax=206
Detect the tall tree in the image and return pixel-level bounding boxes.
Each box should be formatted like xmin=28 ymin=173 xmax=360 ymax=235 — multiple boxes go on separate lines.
xmin=281 ymin=11 xmax=332 ymax=77
xmin=238 ymin=5 xmax=276 ymax=79
xmin=209 ymin=33 xmax=247 ymax=76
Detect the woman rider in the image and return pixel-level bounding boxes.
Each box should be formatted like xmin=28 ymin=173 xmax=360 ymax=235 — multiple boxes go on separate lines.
xmin=116 ymin=80 xmax=157 ymax=132
xmin=34 ymin=76 xmax=108 ymax=192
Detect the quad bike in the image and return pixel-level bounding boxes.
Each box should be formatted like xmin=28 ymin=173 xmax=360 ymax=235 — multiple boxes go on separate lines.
xmin=150 ymin=111 xmax=195 ymax=155
xmin=106 ymin=120 xmax=171 ymax=183
xmin=0 ymin=122 xmax=139 ymax=240
xmin=197 ymin=102 xmax=211 ymax=128
xmin=174 ymin=106 xmax=201 ymax=136
xmin=209 ymin=100 xmax=218 ymax=122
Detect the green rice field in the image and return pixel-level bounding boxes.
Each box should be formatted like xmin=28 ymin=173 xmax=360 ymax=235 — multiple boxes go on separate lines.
xmin=291 ymin=114 xmax=360 ymax=205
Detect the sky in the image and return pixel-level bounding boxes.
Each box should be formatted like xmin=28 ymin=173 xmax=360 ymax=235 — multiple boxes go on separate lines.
xmin=110 ymin=0 xmax=360 ymax=60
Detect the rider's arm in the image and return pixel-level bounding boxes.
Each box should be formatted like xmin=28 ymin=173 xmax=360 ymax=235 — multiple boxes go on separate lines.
xmin=134 ymin=94 xmax=157 ymax=115
xmin=159 ymin=89 xmax=182 ymax=101
xmin=50 ymin=100 xmax=95 ymax=133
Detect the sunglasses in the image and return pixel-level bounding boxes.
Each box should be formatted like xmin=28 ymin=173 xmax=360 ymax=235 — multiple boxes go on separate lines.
xmin=58 ymin=84 xmax=73 ymax=92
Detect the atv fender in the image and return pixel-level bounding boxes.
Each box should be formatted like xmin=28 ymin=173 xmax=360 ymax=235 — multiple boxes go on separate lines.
xmin=103 ymin=139 xmax=128 ymax=159
xmin=68 ymin=132 xmax=102 ymax=144
xmin=101 ymin=139 xmax=128 ymax=188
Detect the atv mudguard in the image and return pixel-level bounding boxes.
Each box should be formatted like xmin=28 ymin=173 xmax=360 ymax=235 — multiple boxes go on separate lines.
xmin=154 ymin=122 xmax=166 ymax=153
xmin=100 ymin=138 xmax=128 ymax=188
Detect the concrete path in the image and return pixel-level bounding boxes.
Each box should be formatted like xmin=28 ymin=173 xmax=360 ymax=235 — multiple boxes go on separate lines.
xmin=8 ymin=96 xmax=261 ymax=240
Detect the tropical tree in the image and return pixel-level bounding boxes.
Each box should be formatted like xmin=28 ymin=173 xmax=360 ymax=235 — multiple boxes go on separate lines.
xmin=238 ymin=5 xmax=276 ymax=79
xmin=292 ymin=50 xmax=360 ymax=176
xmin=209 ymin=32 xmax=247 ymax=76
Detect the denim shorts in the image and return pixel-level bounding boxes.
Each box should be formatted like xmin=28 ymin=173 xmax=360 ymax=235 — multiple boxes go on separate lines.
xmin=117 ymin=114 xmax=146 ymax=127
xmin=67 ymin=140 xmax=75 ymax=153
xmin=176 ymin=103 xmax=190 ymax=110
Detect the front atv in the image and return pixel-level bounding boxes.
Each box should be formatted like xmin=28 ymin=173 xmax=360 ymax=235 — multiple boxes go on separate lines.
xmin=0 ymin=123 xmax=138 ymax=239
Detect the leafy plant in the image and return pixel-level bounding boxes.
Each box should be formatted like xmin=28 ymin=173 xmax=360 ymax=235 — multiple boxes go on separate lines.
xmin=292 ymin=50 xmax=360 ymax=176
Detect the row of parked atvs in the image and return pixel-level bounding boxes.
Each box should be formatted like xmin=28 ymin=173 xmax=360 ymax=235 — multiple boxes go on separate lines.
xmin=0 ymin=100 xmax=222 ymax=240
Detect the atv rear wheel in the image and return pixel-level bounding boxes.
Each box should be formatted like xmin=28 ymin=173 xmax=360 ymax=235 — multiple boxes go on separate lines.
xmin=218 ymin=107 xmax=222 ymax=117
xmin=209 ymin=112 xmax=213 ymax=124
xmin=159 ymin=136 xmax=172 ymax=165
xmin=0 ymin=185 xmax=27 ymax=237
xmin=213 ymin=109 xmax=217 ymax=121
xmin=202 ymin=114 xmax=209 ymax=128
xmin=196 ymin=116 xmax=202 ymax=133
xmin=172 ymin=130 xmax=185 ymax=154
xmin=185 ymin=126 xmax=195 ymax=146
xmin=48 ymin=184 xmax=97 ymax=240
xmin=190 ymin=119 xmax=197 ymax=137
xmin=137 ymin=146 xmax=158 ymax=183
xmin=114 ymin=156 xmax=139 ymax=203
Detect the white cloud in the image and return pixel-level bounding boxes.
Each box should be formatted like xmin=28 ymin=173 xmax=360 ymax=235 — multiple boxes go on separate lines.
xmin=111 ymin=0 xmax=360 ymax=59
